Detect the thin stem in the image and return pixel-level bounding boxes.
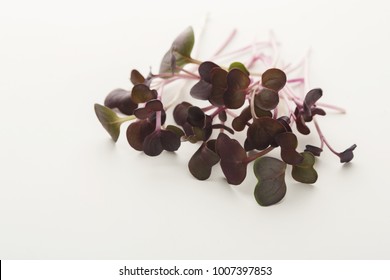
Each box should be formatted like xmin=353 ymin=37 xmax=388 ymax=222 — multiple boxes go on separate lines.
xmin=175 ymin=66 xmax=200 ymax=78
xmin=188 ymin=57 xmax=203 ymax=65
xmin=193 ymin=14 xmax=210 ymax=58
xmin=269 ymin=30 xmax=280 ymax=67
xmin=155 ymin=111 xmax=162 ymax=131
xmin=210 ymin=106 xmax=225 ymax=119
xmin=225 ymin=109 xmax=238 ymax=118
xmin=202 ymin=105 xmax=216 ymax=112
xmin=212 ymin=41 xmax=271 ymax=61
xmin=316 ymin=102 xmax=346 ymax=113
xmin=244 ymin=146 xmax=275 ymax=164
xmin=313 ymin=118 xmax=339 ymax=155
xmin=213 ymin=29 xmax=237 ymax=56
xmin=116 ymin=115 xmax=136 ymax=124
xmin=303 ymin=48 xmax=311 ymax=95
xmin=287 ymin=78 xmax=305 ymax=83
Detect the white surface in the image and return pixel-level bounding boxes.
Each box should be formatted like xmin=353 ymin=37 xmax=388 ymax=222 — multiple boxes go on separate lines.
xmin=0 ymin=0 xmax=389 ymax=259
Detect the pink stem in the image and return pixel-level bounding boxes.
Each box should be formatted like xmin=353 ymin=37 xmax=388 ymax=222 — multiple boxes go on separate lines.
xmin=213 ymin=29 xmax=237 ymax=56
xmin=313 ymin=118 xmax=339 ymax=155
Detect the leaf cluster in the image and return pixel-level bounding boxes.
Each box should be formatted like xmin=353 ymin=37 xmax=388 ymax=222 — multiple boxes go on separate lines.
xmin=94 ymin=26 xmax=357 ymax=207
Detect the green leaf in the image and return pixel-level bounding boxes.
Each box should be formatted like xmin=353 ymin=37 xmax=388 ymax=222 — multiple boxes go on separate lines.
xmin=228 ymin=62 xmax=249 ymax=75
xmin=291 ymin=152 xmax=318 ymax=184
xmin=253 ymin=157 xmax=287 ymax=206
xmin=159 ymin=26 xmax=195 ymax=74
xmin=94 ymin=103 xmax=134 ymax=142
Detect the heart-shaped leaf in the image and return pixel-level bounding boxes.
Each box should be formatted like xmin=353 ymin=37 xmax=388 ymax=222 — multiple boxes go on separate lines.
xmin=247 ymin=117 xmax=286 ymax=150
xmin=254 ymin=88 xmax=279 ymax=111
xmin=131 ymin=84 xmax=158 ymax=104
xmin=126 ymin=120 xmax=155 ymax=151
xmin=133 ymin=99 xmax=163 ymax=120
xmin=209 ymin=68 xmax=228 ymax=106
xmin=253 ymin=157 xmax=287 ymax=206
xmin=275 ymin=132 xmax=304 ymax=165
xmin=104 ymin=88 xmax=138 ymax=116
xmin=190 ymin=61 xmax=220 ymax=100
xmin=142 ymin=130 xmax=164 ymax=156
xmin=223 ymin=69 xmax=250 ymax=109
xmin=261 ymin=68 xmax=287 ymax=91
xmin=216 ymin=133 xmax=247 ymax=185
xmin=187 ymin=106 xmax=206 ymax=128
xmin=160 ymin=130 xmax=181 ymax=152
xmin=173 ymin=102 xmax=192 ymax=126
xmin=188 ymin=140 xmax=220 ymax=180
xmin=291 ymin=152 xmax=318 ymax=184
xmin=159 ymin=26 xmax=195 ymax=74
xmin=232 ymin=106 xmax=253 ymax=131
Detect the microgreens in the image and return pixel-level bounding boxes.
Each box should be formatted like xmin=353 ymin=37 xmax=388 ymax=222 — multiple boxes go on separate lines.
xmin=94 ymin=26 xmax=357 ymax=206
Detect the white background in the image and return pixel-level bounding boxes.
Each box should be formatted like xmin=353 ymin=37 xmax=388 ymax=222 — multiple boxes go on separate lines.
xmin=0 ymin=0 xmax=389 ymax=259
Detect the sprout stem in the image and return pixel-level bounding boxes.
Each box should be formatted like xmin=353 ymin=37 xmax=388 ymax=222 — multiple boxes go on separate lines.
xmin=244 ymin=146 xmax=275 ymax=164
xmin=213 ymin=29 xmax=237 ymax=57
xmin=313 ymin=118 xmax=340 ymax=156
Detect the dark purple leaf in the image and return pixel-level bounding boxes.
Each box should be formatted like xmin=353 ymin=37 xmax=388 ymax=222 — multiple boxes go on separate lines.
xmin=232 ymin=106 xmax=252 ymax=132
xmin=339 ymin=144 xmax=357 ymax=163
xmin=303 ymin=88 xmax=323 ymax=121
xmin=160 ymin=130 xmax=181 ymax=152
xmin=199 ymin=61 xmax=220 ymax=82
xmin=209 ymin=68 xmax=228 ymax=106
xmin=190 ymin=80 xmax=212 ymax=100
xmin=296 ymin=115 xmax=310 ymax=135
xmin=143 ymin=131 xmax=163 ymax=156
xmin=277 ymin=116 xmax=292 ymax=132
xmin=104 ymin=88 xmax=138 ymax=115
xmin=253 ymin=157 xmax=287 ymax=206
xmin=305 ymin=145 xmax=323 ymax=156
xmin=218 ymin=110 xmax=227 ymax=122
xmin=173 ymin=102 xmax=192 ymax=126
xmin=261 ymin=68 xmax=287 ymax=91
xmin=254 ymin=88 xmax=279 ymax=111
xmin=148 ymin=110 xmax=166 ymax=126
xmin=247 ymin=117 xmax=286 ymax=150
xmin=216 ymin=133 xmax=248 ymax=185
xmin=187 ymin=106 xmax=206 ymax=128
xmin=275 ymin=132 xmax=304 ymax=165
xmin=188 ymin=140 xmax=220 ymax=180
xmin=133 ymin=99 xmax=163 ymax=120
xmin=224 ymin=69 xmax=250 ymax=109
xmin=126 ymin=120 xmax=155 ymax=151
xmin=304 ymin=88 xmax=322 ymax=110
